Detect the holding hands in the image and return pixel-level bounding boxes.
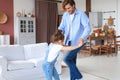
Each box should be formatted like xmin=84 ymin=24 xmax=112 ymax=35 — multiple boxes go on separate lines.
xmin=78 ymin=38 xmax=84 ymax=47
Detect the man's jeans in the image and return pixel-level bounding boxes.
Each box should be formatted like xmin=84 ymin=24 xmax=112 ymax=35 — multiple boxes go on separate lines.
xmin=64 ymin=42 xmax=85 ymax=80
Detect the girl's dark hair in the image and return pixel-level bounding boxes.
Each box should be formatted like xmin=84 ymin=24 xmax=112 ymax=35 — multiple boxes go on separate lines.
xmin=62 ymin=0 xmax=75 ymax=10
xmin=50 ymin=30 xmax=64 ymax=43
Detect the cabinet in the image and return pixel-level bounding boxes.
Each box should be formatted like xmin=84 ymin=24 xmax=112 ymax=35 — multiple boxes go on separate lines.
xmin=14 ymin=17 xmax=36 ymax=45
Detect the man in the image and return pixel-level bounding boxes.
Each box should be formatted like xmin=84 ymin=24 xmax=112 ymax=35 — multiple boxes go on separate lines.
xmin=58 ymin=0 xmax=91 ymax=80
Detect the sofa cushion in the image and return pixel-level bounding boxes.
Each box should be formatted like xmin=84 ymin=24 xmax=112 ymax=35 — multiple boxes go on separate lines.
xmin=27 ymin=58 xmax=44 ymax=67
xmin=24 ymin=42 xmax=48 ymax=60
xmin=8 ymin=60 xmax=35 ymax=71
xmin=0 ymin=45 xmax=25 ymax=61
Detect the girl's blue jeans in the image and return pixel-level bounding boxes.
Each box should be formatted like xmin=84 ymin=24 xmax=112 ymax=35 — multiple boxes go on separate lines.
xmin=42 ymin=61 xmax=60 ymax=80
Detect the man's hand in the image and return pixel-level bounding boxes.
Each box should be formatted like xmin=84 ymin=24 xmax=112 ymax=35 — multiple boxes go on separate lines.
xmin=78 ymin=38 xmax=84 ymax=46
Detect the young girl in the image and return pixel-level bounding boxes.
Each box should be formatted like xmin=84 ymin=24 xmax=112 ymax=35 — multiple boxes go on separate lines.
xmin=42 ymin=30 xmax=82 ymax=80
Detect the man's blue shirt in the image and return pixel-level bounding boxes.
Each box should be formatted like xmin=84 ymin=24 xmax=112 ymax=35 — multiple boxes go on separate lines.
xmin=58 ymin=9 xmax=91 ymax=46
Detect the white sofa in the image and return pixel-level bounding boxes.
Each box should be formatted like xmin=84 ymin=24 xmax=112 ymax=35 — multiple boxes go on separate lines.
xmin=0 ymin=42 xmax=62 ymax=80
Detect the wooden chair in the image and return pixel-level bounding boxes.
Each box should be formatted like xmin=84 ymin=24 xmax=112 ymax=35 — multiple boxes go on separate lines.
xmin=80 ymin=42 xmax=90 ymax=53
xmin=80 ymin=36 xmax=92 ymax=55
xmin=99 ymin=35 xmax=115 ymax=56
xmin=99 ymin=43 xmax=112 ymax=56
xmin=92 ymin=45 xmax=101 ymax=54
xmin=114 ymin=35 xmax=120 ymax=55
xmin=80 ymin=36 xmax=99 ymax=55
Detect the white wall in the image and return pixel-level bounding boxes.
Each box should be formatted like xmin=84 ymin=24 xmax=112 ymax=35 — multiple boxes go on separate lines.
xmin=117 ymin=0 xmax=120 ymax=35
xmin=14 ymin=0 xmax=35 ymax=20
xmin=58 ymin=2 xmax=63 ymax=15
xmin=91 ymin=0 xmax=116 ymax=12
xmin=91 ymin=0 xmax=120 ymax=35
xmin=91 ymin=0 xmax=117 ymax=26
xmin=75 ymin=0 xmax=86 ymax=11
xmin=14 ymin=0 xmax=35 ymax=26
